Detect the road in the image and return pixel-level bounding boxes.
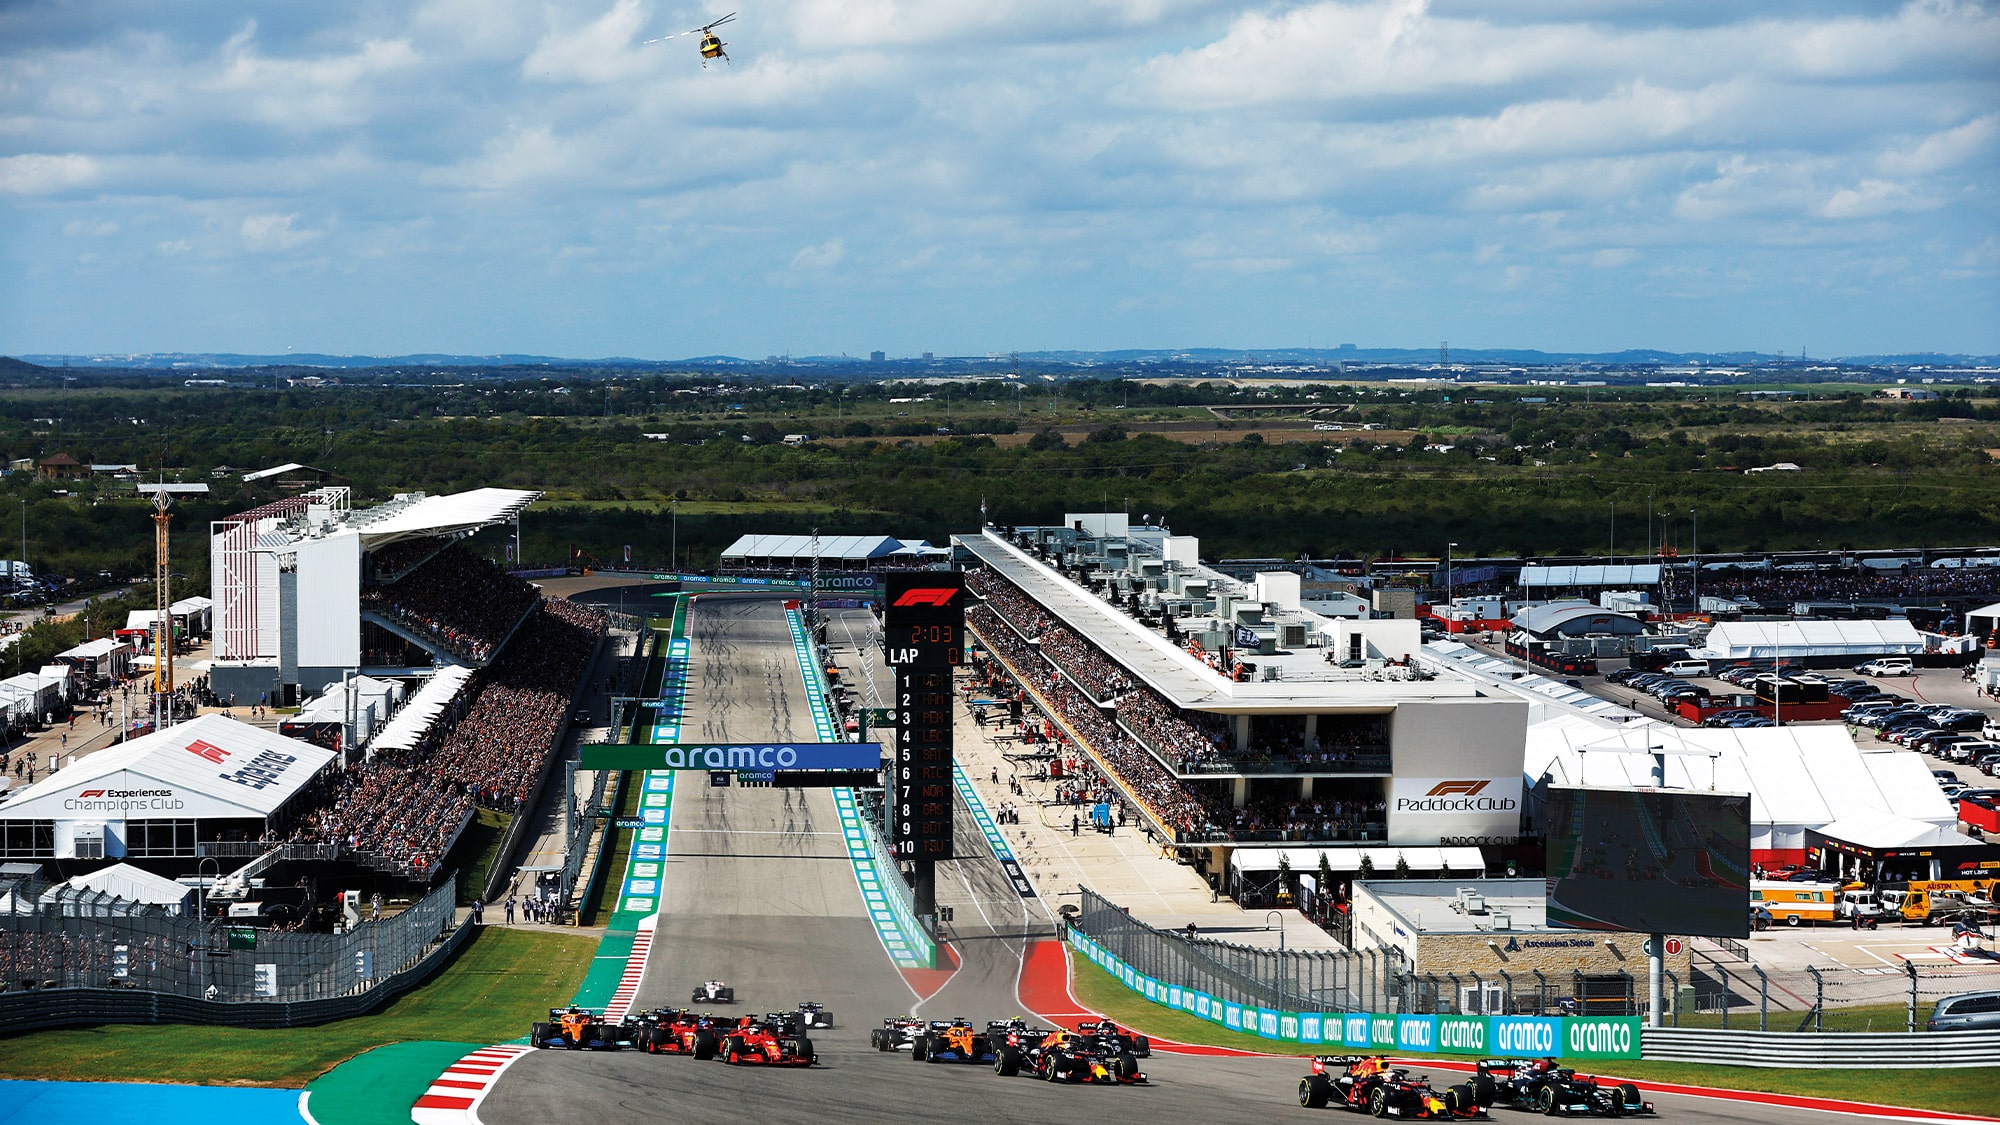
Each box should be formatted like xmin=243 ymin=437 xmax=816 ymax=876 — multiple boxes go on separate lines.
xmin=478 ymin=595 xmax=1937 ymax=1125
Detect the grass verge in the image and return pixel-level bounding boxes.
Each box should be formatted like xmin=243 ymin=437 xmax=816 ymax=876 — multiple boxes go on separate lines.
xmin=0 ymin=926 xmax=592 ymax=1087
xmin=1065 ymin=948 xmax=2000 ymax=1115
xmin=581 ymin=772 xmax=640 ymax=925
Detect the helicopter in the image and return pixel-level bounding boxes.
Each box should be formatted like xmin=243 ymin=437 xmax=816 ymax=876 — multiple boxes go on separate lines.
xmin=646 ymin=12 xmax=734 ymax=67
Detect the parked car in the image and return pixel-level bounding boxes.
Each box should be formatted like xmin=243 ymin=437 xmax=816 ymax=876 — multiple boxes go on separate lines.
xmin=1856 ymin=658 xmax=1916 ymax=676
xmin=1927 ymin=990 xmax=2000 ymax=1032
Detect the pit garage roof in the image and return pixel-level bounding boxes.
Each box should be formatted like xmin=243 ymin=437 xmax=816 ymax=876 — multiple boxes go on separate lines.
xmin=1693 ymin=619 xmax=1926 ymax=661
xmin=0 ymin=713 xmax=336 ymax=821
xmin=958 ymin=531 xmax=1485 ymax=710
xmin=1519 ymin=564 xmax=1662 ymax=588
xmin=719 ymin=534 xmax=923 ymax=563
xmin=1526 ymin=715 xmax=1954 ymax=836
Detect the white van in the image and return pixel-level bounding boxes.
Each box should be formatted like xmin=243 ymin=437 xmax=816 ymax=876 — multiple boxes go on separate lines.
xmin=1664 ymin=659 xmax=1711 ymax=677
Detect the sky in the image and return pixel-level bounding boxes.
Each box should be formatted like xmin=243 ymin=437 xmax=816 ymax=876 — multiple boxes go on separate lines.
xmin=1 ymin=0 xmax=1996 ymax=359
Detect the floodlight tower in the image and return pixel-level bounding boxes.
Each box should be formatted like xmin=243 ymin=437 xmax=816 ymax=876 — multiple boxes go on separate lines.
xmin=151 ymin=482 xmax=175 ymax=721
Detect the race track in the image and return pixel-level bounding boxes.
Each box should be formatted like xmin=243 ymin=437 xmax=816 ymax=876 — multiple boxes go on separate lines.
xmin=476 ymin=596 xmax=1942 ymax=1125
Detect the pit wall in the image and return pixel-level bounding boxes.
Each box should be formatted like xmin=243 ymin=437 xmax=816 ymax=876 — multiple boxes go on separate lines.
xmin=1066 ymin=929 xmax=1641 ymax=1061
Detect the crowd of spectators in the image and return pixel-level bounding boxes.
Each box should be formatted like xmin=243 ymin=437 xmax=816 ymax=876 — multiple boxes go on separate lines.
xmin=286 ymin=597 xmax=606 ymax=874
xmin=365 ymin=536 xmax=450 ymax=582
xmin=358 ymin=546 xmax=539 ymax=663
xmin=1692 ymin=567 xmax=2000 ymax=614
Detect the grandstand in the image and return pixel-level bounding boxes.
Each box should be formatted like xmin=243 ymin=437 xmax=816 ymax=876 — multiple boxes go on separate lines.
xmin=209 ymin=486 xmax=541 ymax=703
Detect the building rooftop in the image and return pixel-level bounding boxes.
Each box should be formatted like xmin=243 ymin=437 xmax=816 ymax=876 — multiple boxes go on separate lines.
xmin=1360 ymin=877 xmax=1552 ymax=934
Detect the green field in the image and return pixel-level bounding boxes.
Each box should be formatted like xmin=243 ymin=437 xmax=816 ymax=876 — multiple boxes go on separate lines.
xmin=1065 ymin=948 xmax=2000 ymax=1115
xmin=0 ymin=926 xmax=592 ymax=1087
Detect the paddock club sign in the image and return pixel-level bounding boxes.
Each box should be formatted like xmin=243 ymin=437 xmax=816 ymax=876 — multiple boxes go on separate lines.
xmin=579 ymin=742 xmax=882 ymax=775
xmin=1069 ymin=931 xmax=1640 ymax=1060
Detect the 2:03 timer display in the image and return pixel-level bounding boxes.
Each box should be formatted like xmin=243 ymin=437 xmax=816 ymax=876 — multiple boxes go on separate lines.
xmin=886 ymin=624 xmax=962 ymax=664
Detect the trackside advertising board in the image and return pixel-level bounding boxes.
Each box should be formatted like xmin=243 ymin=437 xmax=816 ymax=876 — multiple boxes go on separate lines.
xmin=578 ymin=742 xmax=881 ymax=771
xmin=1067 ymin=932 xmax=1639 ymax=1061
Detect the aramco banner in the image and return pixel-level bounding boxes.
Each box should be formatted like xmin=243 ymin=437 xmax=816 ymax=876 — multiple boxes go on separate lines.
xmin=579 ymin=743 xmax=882 ymax=772
xmin=1067 ymin=932 xmax=1640 ymax=1060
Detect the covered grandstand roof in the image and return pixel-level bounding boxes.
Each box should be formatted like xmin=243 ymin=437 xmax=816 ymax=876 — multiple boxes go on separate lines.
xmin=1525 ymin=716 xmax=1954 ymax=853
xmin=1693 ymin=619 xmax=1926 ymax=661
xmin=0 ymin=714 xmax=336 ymax=821
xmin=1426 ymin=640 xmax=1643 ymax=726
xmin=1512 ymin=601 xmax=1645 ymax=638
xmin=1519 ymin=564 xmax=1662 ymax=588
xmin=354 ymin=487 xmax=543 ymax=547
xmin=719 ymin=533 xmax=930 ymax=563
xmin=368 ymin=666 xmax=476 ymax=754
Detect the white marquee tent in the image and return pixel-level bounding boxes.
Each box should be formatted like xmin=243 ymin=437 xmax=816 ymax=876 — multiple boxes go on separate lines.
xmin=1693 ymin=620 xmax=1927 ymax=663
xmin=1524 ymin=715 xmax=1951 ymax=861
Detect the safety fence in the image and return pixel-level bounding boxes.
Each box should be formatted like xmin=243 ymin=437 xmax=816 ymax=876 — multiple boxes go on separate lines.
xmin=1684 ymin=954 xmax=1983 ymax=1034
xmin=1073 ymin=887 xmax=1632 ymax=1018
xmin=0 ymin=875 xmax=460 ymax=1012
xmin=1068 ymin=923 xmax=1641 ymax=1060
xmin=1640 ymin=1027 xmax=2000 ymax=1068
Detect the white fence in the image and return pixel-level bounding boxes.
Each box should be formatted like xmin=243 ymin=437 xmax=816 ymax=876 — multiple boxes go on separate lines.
xmin=1642 ymin=1027 xmax=2000 ymax=1068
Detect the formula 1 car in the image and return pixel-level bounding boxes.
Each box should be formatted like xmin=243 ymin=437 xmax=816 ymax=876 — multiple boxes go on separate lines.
xmin=716 ymin=1016 xmax=816 ymax=1066
xmin=633 ymin=1008 xmax=721 ymax=1057
xmin=1076 ymin=1018 xmax=1151 ymax=1058
xmin=530 ymin=1006 xmax=634 ymax=1050
xmin=871 ymin=1016 xmax=927 ymax=1051
xmin=994 ymin=1023 xmax=1146 ymax=1085
xmin=1298 ymin=1056 xmax=1485 ymax=1117
xmin=1474 ymin=1059 xmax=1654 ymax=1116
xmin=691 ymin=979 xmax=736 ymax=1004
xmin=912 ymin=1018 xmax=997 ymax=1064
xmin=793 ymin=1000 xmax=836 ymax=1029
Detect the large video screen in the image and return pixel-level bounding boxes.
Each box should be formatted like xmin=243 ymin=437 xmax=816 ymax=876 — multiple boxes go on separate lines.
xmin=1544 ymin=787 xmax=1751 ymax=939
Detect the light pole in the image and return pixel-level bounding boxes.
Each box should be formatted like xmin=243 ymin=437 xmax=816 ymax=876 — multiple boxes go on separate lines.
xmin=670 ymin=500 xmax=678 ymax=574
xmin=1690 ymin=509 xmax=1699 ymax=616
xmin=1445 ymin=542 xmax=1457 ymax=634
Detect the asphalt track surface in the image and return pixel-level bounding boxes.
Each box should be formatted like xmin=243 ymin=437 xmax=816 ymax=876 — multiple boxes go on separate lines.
xmin=478 ymin=596 xmax=1928 ymax=1125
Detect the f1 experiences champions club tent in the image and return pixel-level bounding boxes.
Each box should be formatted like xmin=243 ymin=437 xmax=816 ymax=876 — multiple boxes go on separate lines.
xmin=0 ymin=713 xmax=336 ymax=861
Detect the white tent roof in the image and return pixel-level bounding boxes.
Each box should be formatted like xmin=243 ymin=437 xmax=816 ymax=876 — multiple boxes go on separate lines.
xmin=1520 ymin=564 xmax=1663 ymax=588
xmin=125 ymin=610 xmax=158 ymax=631
xmin=242 ymin=461 xmax=311 ymax=482
xmin=368 ymin=666 xmax=476 ymax=754
xmin=55 ymin=638 xmax=128 ymax=660
xmin=57 ymin=862 xmax=196 ymax=909
xmin=1230 ymin=846 xmax=1487 ymax=875
xmin=354 ymin=487 xmax=542 ymax=546
xmin=1815 ymin=810 xmax=1982 ymax=850
xmin=169 ymin=596 xmax=213 ymax=615
xmin=0 ymin=713 xmax=337 ymax=821
xmin=719 ymin=533 xmax=918 ymax=562
xmin=1526 ymin=716 xmax=1955 ymax=835
xmin=1694 ymin=619 xmax=1926 ymax=661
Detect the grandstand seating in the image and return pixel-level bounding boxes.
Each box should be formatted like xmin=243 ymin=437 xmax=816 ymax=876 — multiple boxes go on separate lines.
xmin=358 ymin=545 xmax=538 ymax=663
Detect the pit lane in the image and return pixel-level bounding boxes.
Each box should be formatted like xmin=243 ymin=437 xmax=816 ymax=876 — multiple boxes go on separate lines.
xmin=476 ymin=596 xmax=1938 ymax=1125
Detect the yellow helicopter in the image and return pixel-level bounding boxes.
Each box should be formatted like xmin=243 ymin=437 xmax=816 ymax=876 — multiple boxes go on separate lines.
xmin=646 ymin=12 xmax=734 ymax=67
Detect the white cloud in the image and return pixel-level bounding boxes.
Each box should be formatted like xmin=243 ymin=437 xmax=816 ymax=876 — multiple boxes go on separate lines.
xmin=522 ymin=0 xmax=652 ymax=83
xmin=1819 ymin=178 xmax=1940 ymax=220
xmin=241 ymin=212 xmax=322 ymax=252
xmin=204 ymin=21 xmax=421 ymax=129
xmin=0 ymin=153 xmax=101 ymax=195
xmin=62 ymin=218 xmax=118 ymax=237
xmin=789 ymin=237 xmax=846 ymax=270
xmin=1878 ymin=114 xmax=1998 ymax=176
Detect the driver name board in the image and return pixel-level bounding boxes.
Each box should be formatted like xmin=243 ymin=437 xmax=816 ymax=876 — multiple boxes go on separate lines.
xmin=886 ymin=571 xmax=963 ymax=860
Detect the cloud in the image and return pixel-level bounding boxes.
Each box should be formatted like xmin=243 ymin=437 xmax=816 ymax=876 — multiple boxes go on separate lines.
xmin=1878 ymin=114 xmax=1998 ymax=176
xmin=1819 ymin=178 xmax=1939 ymax=220
xmin=0 ymin=153 xmax=101 ymax=195
xmin=522 ymin=0 xmax=651 ymax=83
xmin=62 ymin=219 xmax=118 ymax=237
xmin=241 ymin=212 xmax=322 ymax=252
xmin=789 ymin=237 xmax=846 ymax=270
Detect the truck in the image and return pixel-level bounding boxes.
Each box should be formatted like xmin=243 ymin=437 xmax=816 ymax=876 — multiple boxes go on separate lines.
xmin=1836 ymin=888 xmax=1890 ymax=928
xmin=1878 ymin=885 xmax=2000 ymax=926
xmin=0 ymin=560 xmax=31 ymax=587
xmin=1750 ymin=880 xmax=1843 ymax=926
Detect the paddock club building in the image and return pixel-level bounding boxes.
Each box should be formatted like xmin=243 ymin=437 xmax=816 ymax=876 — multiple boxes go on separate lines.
xmin=953 ymin=525 xmax=1533 ymax=879
xmin=0 ymin=714 xmax=335 ymax=868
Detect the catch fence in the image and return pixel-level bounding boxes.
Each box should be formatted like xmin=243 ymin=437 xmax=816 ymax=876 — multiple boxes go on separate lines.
xmin=0 ymin=875 xmax=458 ymax=1005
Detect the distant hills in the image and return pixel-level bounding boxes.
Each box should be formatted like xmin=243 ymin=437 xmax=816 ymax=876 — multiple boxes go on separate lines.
xmin=7 ymin=347 xmax=1997 ymax=372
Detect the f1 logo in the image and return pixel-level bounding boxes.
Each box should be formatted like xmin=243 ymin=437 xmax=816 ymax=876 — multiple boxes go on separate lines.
xmin=78 ymin=789 xmax=105 ymax=798
xmin=1425 ymin=780 xmax=1490 ymax=797
xmin=891 ymin=588 xmax=959 ymax=608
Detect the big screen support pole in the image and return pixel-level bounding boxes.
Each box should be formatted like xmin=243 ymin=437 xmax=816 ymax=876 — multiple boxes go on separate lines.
xmin=1649 ymin=749 xmax=1666 ymax=1028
